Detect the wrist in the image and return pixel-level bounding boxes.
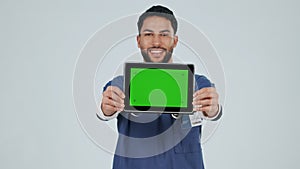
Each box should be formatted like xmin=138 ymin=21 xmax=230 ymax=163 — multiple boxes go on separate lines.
xmin=204 ymin=104 xmax=223 ymax=121
xmin=206 ymin=105 xmax=219 ymax=118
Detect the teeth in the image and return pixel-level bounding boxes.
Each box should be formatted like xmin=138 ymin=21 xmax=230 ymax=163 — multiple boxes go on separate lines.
xmin=149 ymin=49 xmax=164 ymax=54
xmin=151 ymin=50 xmax=162 ymax=53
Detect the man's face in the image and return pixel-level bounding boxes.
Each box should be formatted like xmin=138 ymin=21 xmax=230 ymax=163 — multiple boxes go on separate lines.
xmin=137 ymin=16 xmax=178 ymax=63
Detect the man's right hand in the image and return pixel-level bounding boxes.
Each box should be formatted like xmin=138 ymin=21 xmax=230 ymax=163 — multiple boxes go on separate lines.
xmin=101 ymin=86 xmax=125 ymax=116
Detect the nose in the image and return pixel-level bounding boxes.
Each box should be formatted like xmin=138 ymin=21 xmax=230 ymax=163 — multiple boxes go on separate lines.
xmin=152 ymin=34 xmax=161 ymax=47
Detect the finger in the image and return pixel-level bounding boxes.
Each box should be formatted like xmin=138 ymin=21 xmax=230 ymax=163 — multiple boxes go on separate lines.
xmin=102 ymin=103 xmax=123 ymax=113
xmin=192 ymin=98 xmax=217 ymax=107
xmin=193 ymin=93 xmax=218 ymax=102
xmin=103 ymin=89 xmax=125 ymax=104
xmin=102 ymin=96 xmax=125 ymax=109
xmin=193 ymin=104 xmax=213 ymax=113
xmin=193 ymin=104 xmax=202 ymax=112
xmin=193 ymin=96 xmax=218 ymax=110
xmin=103 ymin=92 xmax=124 ymax=104
xmin=193 ymin=104 xmax=219 ymax=117
xmin=193 ymin=90 xmax=218 ymax=101
xmin=106 ymin=86 xmax=125 ymax=99
xmin=193 ymin=87 xmax=216 ymax=97
xmin=102 ymin=100 xmax=122 ymax=110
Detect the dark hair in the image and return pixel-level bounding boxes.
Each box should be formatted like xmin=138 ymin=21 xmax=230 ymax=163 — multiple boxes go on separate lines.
xmin=137 ymin=5 xmax=178 ymax=34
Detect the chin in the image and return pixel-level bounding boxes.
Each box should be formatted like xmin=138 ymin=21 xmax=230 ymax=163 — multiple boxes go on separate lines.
xmin=150 ymin=59 xmax=164 ymax=63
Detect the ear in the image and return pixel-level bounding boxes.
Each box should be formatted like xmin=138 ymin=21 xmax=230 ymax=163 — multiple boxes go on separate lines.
xmin=136 ymin=35 xmax=141 ymax=48
xmin=172 ymin=35 xmax=179 ymax=48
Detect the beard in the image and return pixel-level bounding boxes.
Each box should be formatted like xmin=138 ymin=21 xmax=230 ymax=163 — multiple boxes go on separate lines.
xmin=141 ymin=48 xmax=173 ymax=63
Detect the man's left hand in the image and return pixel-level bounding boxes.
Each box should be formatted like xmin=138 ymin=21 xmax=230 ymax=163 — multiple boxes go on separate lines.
xmin=192 ymin=87 xmax=219 ymax=118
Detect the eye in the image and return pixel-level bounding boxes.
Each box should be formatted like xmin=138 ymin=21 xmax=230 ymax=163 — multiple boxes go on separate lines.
xmin=144 ymin=33 xmax=153 ymax=36
xmin=160 ymin=33 xmax=169 ymax=36
xmin=160 ymin=32 xmax=171 ymax=38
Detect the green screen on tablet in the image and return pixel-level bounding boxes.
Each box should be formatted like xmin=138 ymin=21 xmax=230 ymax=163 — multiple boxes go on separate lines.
xmin=124 ymin=63 xmax=194 ymax=113
xmin=130 ymin=68 xmax=188 ymax=107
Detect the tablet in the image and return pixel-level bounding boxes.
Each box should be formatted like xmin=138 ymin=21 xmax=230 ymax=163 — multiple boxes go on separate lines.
xmin=124 ymin=62 xmax=194 ymax=113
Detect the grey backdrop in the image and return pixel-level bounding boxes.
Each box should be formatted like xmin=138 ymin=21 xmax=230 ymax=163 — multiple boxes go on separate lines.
xmin=1 ymin=0 xmax=299 ymax=169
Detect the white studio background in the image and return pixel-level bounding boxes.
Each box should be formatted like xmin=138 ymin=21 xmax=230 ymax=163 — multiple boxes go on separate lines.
xmin=1 ymin=0 xmax=299 ymax=169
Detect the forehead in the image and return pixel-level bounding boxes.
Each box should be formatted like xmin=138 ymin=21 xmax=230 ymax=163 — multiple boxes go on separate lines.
xmin=141 ymin=16 xmax=173 ymax=32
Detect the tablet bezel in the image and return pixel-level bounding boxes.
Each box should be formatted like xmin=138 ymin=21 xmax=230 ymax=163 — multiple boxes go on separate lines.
xmin=124 ymin=62 xmax=194 ymax=114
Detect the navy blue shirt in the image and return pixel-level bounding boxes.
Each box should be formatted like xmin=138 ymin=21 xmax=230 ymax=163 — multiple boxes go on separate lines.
xmin=103 ymin=75 xmax=213 ymax=169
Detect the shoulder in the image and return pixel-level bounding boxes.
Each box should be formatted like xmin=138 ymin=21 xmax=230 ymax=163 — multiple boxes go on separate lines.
xmin=103 ymin=75 xmax=124 ymax=91
xmin=194 ymin=74 xmax=215 ymax=90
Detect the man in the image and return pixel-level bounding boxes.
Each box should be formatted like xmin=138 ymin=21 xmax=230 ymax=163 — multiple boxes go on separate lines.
xmin=97 ymin=5 xmax=222 ymax=169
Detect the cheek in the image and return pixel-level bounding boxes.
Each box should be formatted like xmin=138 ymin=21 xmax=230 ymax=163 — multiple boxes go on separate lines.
xmin=164 ymin=38 xmax=176 ymax=45
xmin=139 ymin=41 xmax=150 ymax=49
xmin=163 ymin=41 xmax=176 ymax=49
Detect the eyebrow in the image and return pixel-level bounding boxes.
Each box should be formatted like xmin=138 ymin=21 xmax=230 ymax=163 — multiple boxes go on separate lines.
xmin=142 ymin=29 xmax=154 ymax=33
xmin=142 ymin=29 xmax=171 ymax=33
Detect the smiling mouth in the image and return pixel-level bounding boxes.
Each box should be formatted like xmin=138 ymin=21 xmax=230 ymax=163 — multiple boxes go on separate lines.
xmin=147 ymin=48 xmax=166 ymax=57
